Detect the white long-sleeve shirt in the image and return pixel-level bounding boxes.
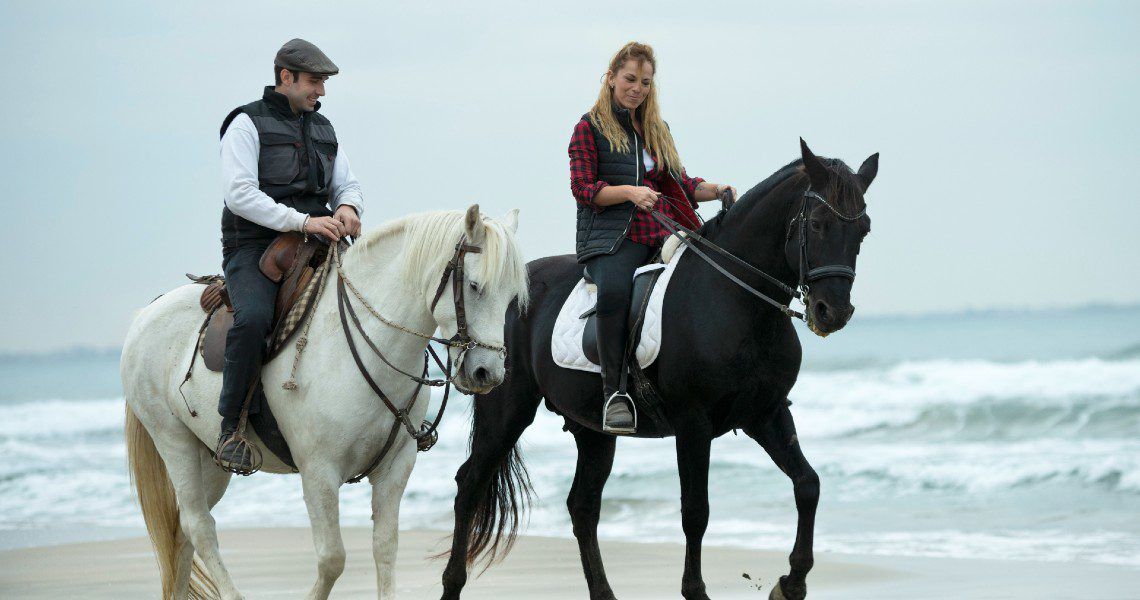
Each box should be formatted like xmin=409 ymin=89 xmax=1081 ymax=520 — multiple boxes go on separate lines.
xmin=220 ymin=112 xmax=364 ymax=232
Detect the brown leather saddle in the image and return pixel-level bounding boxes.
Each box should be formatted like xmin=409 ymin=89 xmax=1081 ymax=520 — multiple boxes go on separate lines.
xmin=192 ymin=232 xmax=328 ymax=372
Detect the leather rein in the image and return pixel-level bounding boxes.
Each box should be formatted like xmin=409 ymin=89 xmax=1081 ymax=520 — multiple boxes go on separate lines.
xmin=331 ymin=237 xmax=502 ymax=483
xmin=649 ymin=187 xmax=864 ymax=322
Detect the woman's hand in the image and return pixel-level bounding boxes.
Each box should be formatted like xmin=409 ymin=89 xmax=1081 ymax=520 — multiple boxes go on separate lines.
xmin=695 ymin=181 xmax=736 ymax=202
xmin=627 ymin=186 xmax=660 ymax=212
xmin=715 ymin=184 xmax=737 ymax=201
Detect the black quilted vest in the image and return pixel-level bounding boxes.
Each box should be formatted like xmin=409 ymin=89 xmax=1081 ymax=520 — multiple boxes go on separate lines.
xmin=219 ymin=86 xmax=338 ymax=243
xmin=575 ymin=106 xmax=646 ymax=263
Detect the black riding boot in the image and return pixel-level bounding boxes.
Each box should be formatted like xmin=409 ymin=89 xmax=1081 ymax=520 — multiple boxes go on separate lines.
xmin=587 ymin=240 xmax=651 ymax=434
xmin=596 ymin=310 xmax=636 ymax=434
xmin=215 ymin=425 xmax=252 ymax=473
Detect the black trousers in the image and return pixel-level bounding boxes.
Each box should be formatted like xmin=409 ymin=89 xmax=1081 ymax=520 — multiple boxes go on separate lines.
xmin=585 ymin=238 xmax=653 ymax=394
xmin=218 ymin=240 xmax=277 ymax=424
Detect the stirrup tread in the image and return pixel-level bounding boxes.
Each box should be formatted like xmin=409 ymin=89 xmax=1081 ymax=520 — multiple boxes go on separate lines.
xmin=602 ymin=391 xmax=637 ymax=435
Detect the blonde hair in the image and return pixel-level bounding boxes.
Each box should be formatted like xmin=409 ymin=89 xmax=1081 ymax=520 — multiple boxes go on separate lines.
xmin=588 ymin=41 xmax=683 ymax=175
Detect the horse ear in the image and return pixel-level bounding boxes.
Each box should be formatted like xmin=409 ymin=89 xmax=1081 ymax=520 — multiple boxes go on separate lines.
xmin=464 ymin=204 xmax=485 ymax=243
xmin=857 ymin=153 xmax=879 ymax=193
xmin=502 ymin=208 xmax=519 ymax=233
xmin=799 ymin=137 xmax=830 ymax=190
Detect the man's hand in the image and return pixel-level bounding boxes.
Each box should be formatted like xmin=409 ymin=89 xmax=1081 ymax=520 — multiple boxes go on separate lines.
xmin=304 ymin=215 xmax=347 ymax=241
xmin=334 ymin=204 xmax=362 ymax=237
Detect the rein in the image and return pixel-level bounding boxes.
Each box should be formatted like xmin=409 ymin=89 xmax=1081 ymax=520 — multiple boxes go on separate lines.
xmin=650 ymin=207 xmax=805 ymax=319
xmin=650 ymin=187 xmax=864 ymax=322
xmin=330 ymin=236 xmax=502 ymax=483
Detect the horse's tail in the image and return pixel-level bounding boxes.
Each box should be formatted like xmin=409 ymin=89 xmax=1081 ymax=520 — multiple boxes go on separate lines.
xmin=462 ymin=440 xmax=534 ymax=570
xmin=446 ymin=382 xmax=537 ymax=569
xmin=125 ymin=404 xmax=219 ymax=600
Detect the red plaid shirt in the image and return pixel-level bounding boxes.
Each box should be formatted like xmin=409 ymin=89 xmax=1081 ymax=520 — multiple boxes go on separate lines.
xmin=569 ymin=118 xmax=704 ymax=247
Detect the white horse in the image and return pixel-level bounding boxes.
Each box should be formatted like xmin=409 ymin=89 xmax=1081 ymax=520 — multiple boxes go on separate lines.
xmin=122 ymin=205 xmax=528 ymax=600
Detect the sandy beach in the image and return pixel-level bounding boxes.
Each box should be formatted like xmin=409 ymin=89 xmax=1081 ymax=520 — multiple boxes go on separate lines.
xmin=1 ymin=527 xmax=1137 ymax=599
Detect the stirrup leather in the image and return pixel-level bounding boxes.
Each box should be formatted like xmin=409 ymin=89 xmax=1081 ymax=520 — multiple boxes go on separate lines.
xmin=602 ymin=391 xmax=637 ymax=435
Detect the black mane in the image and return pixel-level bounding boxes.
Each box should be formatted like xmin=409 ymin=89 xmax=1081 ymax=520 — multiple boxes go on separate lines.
xmin=699 ymin=156 xmax=862 ymax=239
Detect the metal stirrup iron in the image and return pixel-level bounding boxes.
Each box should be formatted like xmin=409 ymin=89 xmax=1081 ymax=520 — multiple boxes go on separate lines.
xmin=602 ymin=391 xmax=637 ymax=435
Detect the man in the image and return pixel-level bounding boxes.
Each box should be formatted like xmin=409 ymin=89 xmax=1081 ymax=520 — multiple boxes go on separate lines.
xmin=216 ymin=39 xmax=364 ymax=470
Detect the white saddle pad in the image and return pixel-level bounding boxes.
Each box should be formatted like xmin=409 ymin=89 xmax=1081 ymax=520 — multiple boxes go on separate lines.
xmin=551 ymin=245 xmax=687 ymax=373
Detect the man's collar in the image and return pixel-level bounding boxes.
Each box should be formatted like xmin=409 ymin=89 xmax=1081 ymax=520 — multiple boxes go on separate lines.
xmin=262 ymin=85 xmax=321 ymax=117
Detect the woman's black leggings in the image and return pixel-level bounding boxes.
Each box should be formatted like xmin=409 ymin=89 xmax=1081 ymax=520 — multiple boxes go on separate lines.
xmin=585 ymin=239 xmax=653 ymax=393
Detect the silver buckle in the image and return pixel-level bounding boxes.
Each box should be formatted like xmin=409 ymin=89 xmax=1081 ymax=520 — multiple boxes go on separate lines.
xmin=602 ymin=391 xmax=637 ymax=435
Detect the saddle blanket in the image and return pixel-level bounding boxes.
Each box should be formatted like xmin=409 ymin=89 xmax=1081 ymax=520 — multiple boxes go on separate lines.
xmin=551 ymin=245 xmax=687 ymax=373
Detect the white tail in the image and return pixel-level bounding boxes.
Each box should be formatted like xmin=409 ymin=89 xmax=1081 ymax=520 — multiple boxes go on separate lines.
xmin=125 ymin=405 xmax=219 ymax=599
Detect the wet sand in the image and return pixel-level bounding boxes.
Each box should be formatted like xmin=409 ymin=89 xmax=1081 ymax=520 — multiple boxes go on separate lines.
xmin=1 ymin=527 xmax=1137 ymax=598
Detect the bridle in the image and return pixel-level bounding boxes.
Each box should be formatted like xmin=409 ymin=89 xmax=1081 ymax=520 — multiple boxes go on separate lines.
xmin=428 ymin=238 xmax=507 ymax=361
xmin=788 ymin=189 xmax=866 ymax=301
xmin=331 ymin=235 xmax=506 ymax=483
xmin=649 ymin=186 xmax=864 ymax=323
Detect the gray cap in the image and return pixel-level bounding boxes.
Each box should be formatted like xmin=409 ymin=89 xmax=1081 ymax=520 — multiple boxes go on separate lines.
xmin=274 ymin=38 xmax=339 ymax=75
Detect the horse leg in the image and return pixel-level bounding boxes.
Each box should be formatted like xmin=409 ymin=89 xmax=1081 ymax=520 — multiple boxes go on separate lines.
xmin=172 ymin=449 xmax=234 ymax=599
xmin=160 ymin=438 xmax=244 ymax=600
xmin=744 ymin=404 xmax=819 ymax=600
xmin=675 ymin=431 xmax=713 ymax=600
xmin=301 ymin=467 xmax=347 ymax=600
xmin=440 ymin=382 xmax=541 ymax=599
xmin=369 ymin=438 xmax=417 ymax=600
xmin=567 ymin=428 xmax=618 ymax=600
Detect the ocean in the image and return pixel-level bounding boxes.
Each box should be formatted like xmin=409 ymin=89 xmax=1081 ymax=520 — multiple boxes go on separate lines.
xmin=2 ymin=305 xmax=1138 ymax=566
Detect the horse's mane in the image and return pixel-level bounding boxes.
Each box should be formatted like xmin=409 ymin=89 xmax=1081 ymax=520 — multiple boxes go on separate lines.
xmin=350 ymin=210 xmax=530 ymax=309
xmin=700 ymin=156 xmax=865 ymax=237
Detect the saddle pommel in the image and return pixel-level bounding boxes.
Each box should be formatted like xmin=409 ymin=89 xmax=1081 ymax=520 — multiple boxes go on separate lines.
xmin=259 ymin=232 xmax=306 ymax=283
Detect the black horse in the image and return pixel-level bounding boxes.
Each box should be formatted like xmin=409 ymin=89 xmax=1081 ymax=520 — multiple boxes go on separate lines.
xmin=440 ymin=139 xmax=878 ymax=600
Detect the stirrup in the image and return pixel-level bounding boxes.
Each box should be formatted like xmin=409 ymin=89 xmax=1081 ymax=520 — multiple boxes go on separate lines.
xmin=602 ymin=391 xmax=637 ymax=435
xmin=215 ymin=431 xmax=262 ymax=476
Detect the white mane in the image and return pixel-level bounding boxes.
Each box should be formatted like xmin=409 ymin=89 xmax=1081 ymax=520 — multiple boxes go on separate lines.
xmin=351 ymin=210 xmax=530 ymax=309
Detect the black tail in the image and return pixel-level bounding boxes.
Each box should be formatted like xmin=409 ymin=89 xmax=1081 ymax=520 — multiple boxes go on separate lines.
xmin=463 ymin=443 xmax=534 ymax=569
xmin=439 ymin=300 xmax=543 ymax=571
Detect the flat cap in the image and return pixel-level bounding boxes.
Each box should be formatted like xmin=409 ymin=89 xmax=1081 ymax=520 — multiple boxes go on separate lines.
xmin=274 ymin=38 xmax=339 ymax=75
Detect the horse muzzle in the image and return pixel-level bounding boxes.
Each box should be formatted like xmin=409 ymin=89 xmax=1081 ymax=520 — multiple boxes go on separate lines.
xmin=455 ymin=349 xmax=505 ymax=394
xmin=806 ymin=296 xmax=855 ymax=337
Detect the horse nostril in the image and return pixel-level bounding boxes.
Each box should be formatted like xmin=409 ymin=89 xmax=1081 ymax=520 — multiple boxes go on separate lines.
xmin=474 ymin=366 xmax=489 ymax=382
xmin=815 ymin=300 xmax=832 ymax=323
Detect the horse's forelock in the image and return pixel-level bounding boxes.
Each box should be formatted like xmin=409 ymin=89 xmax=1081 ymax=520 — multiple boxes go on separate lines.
xmin=820 ymin=159 xmax=866 ymax=216
xmin=471 ymin=215 xmax=530 ymax=311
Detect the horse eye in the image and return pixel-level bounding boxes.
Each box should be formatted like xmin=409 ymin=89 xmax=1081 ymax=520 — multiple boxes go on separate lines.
xmin=469 ymin=282 xmax=481 ymax=294
xmin=809 ymin=218 xmax=823 ymax=232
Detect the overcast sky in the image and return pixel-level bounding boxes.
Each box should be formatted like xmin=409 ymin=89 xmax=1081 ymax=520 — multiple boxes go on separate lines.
xmin=1 ymin=1 xmax=1137 ymax=352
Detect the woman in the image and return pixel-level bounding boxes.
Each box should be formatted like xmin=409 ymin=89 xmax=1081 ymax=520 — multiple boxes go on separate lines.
xmin=569 ymin=41 xmax=734 ymax=434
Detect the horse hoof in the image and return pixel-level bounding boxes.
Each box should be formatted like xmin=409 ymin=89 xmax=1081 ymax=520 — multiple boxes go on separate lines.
xmin=769 ymin=575 xmax=805 ymax=600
